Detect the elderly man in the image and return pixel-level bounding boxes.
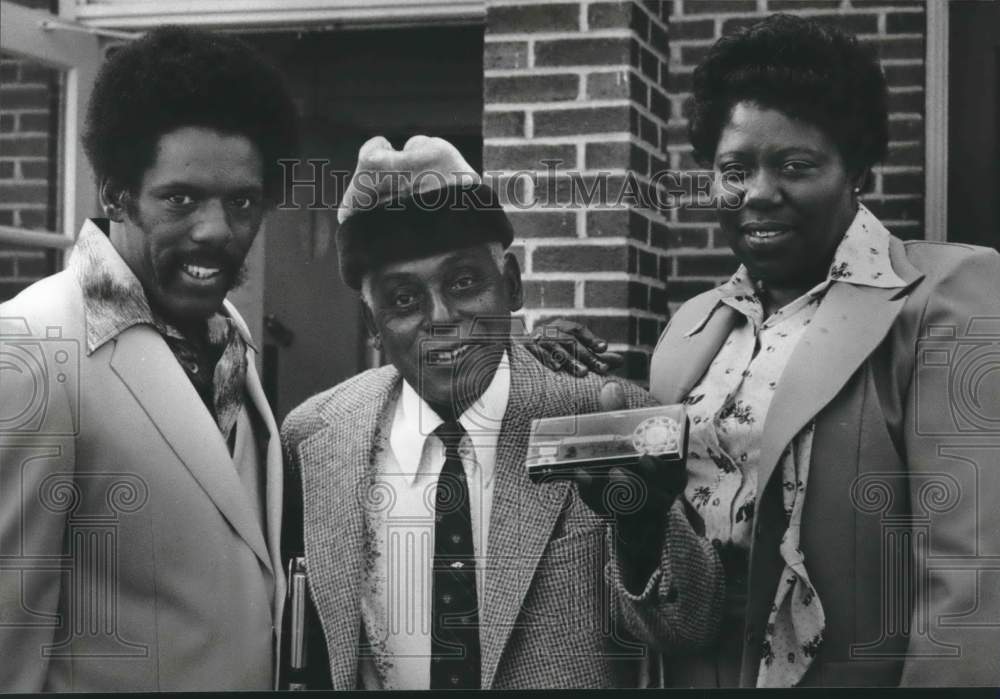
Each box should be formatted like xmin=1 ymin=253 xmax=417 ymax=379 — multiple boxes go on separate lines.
xmin=0 ymin=27 xmax=298 ymax=691
xmin=280 ymin=136 xmax=723 ymax=690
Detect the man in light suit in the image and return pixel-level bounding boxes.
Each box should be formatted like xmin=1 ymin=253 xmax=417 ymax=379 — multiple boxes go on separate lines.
xmin=0 ymin=27 xmax=298 ymax=691
xmin=280 ymin=136 xmax=724 ymax=689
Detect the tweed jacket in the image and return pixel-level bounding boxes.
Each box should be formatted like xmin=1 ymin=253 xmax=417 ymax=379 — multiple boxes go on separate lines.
xmin=281 ymin=342 xmax=724 ymax=689
xmin=0 ymin=269 xmax=285 ymax=692
xmin=649 ymin=236 xmax=1000 ymax=687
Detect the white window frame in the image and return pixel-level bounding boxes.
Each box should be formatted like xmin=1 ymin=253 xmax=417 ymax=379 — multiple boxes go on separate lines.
xmin=924 ymin=0 xmax=949 ymax=242
xmin=0 ymin=0 xmax=107 ymax=251
xmin=70 ymin=0 xmax=485 ymax=30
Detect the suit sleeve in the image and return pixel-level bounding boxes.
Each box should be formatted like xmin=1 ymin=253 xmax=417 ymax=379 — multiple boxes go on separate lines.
xmin=0 ymin=317 xmax=76 ymax=691
xmin=899 ymin=247 xmax=1000 ymax=686
xmin=603 ymin=381 xmax=725 ymax=651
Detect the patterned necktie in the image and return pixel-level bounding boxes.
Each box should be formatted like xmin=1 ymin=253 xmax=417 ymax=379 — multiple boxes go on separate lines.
xmin=430 ymin=421 xmax=481 ymax=689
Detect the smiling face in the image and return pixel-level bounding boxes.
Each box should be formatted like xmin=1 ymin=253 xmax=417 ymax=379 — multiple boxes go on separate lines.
xmin=109 ymin=126 xmax=266 ymax=325
xmin=363 ymin=243 xmax=523 ymax=418
xmin=712 ymin=101 xmax=862 ymax=292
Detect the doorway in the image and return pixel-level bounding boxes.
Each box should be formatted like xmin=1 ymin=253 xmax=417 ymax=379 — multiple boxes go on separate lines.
xmin=244 ymin=25 xmax=484 ymax=423
xmin=948 ymin=0 xmax=1000 ymax=250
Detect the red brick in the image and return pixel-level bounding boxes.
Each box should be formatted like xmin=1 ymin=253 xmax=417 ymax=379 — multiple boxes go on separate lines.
xmin=0 ymin=86 xmax=49 ymax=110
xmin=0 ymin=114 xmax=13 ymax=133
xmin=19 ymin=160 xmax=50 ymax=179
xmin=884 ymin=142 xmax=923 ymax=167
xmin=535 ymin=37 xmax=631 ymax=67
xmin=18 ymin=63 xmax=57 ymax=84
xmin=485 ymin=143 xmax=577 ymax=171
xmin=886 ymin=11 xmax=925 ymax=34
xmin=676 ymin=204 xmax=719 ymax=224
xmin=669 ymin=18 xmax=715 ymax=41
xmin=768 ymin=0 xmax=840 ymax=9
xmin=0 ymin=183 xmax=48 ymax=203
xmin=849 ymin=0 xmax=922 ymax=7
xmin=724 ymin=13 xmax=878 ymax=37
xmin=680 ymin=43 xmax=712 ymax=67
xmin=587 ymin=70 xmax=631 ymax=100
xmin=667 ymin=278 xmax=719 ymax=301
xmin=588 ymin=2 xmax=631 ymax=30
xmin=533 ymin=244 xmax=630 ymax=272
xmin=649 ymin=22 xmax=669 ymax=57
xmin=485 ymin=74 xmax=579 ymax=103
xmin=483 ymin=111 xmax=525 ymax=138
xmin=650 ymin=89 xmax=671 ymax=121
xmin=523 ymin=280 xmax=575 ymax=308
xmin=638 ymin=249 xmax=658 ymax=276
xmin=584 ymin=280 xmax=649 ymax=308
xmin=587 ymin=208 xmax=650 ymax=239
xmin=883 ymin=64 xmax=924 ymax=89
xmin=17 ymin=113 xmax=51 ymax=132
xmin=630 ymin=72 xmax=648 ymax=106
xmin=631 ymin=5 xmax=650 ymax=41
xmin=882 ymin=172 xmax=923 ymax=195
xmin=485 ymin=41 xmax=529 ymax=70
xmin=638 ymin=317 xmax=660 ymax=345
xmin=506 ymin=210 xmax=577 ymax=238
xmin=862 ymin=196 xmax=922 ymax=221
xmin=0 ymin=210 xmax=12 ymax=225
xmin=887 ymin=117 xmax=923 ymax=143
xmin=0 ymin=161 xmax=13 ymax=178
xmin=17 ymin=209 xmax=53 ymax=230
xmin=486 ymin=4 xmax=580 ymax=34
xmin=585 ymin=140 xmax=629 ymax=170
xmin=15 ymin=250 xmax=53 ymax=275
xmin=681 ymin=0 xmax=756 ymax=14
xmin=534 ymin=106 xmax=630 ymax=136
xmin=888 ymin=89 xmax=924 ymax=114
xmin=0 ymin=255 xmax=14 ymax=276
xmin=676 ymin=253 xmax=736 ymax=276
xmin=0 ymin=136 xmax=48 ymax=157
xmin=638 ymin=46 xmax=659 ymax=82
xmin=862 ymin=37 xmax=924 ymax=61
xmin=0 ymin=63 xmax=17 ymax=82
xmin=650 ymin=286 xmax=668 ymax=314
xmin=652 ymin=222 xmax=710 ymax=248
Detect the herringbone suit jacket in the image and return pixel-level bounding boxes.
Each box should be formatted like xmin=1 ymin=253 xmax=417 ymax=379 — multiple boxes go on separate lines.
xmin=281 ymin=342 xmax=724 ymax=689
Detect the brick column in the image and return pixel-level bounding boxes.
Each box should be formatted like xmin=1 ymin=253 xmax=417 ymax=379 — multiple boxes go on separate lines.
xmin=483 ymin=1 xmax=672 ymax=383
xmin=665 ymin=0 xmax=927 ymax=311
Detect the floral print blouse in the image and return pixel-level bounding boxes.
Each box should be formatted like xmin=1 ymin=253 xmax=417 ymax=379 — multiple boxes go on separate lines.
xmin=679 ymin=204 xmax=907 ymax=686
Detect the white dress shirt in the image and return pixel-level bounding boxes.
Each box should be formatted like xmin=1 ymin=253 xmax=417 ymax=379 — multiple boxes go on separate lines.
xmin=359 ymin=352 xmax=510 ymax=690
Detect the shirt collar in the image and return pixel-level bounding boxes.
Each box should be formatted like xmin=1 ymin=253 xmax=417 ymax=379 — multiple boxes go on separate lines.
xmin=390 ymin=351 xmax=510 ymax=486
xmin=683 ymin=204 xmax=906 ymax=337
xmin=69 ymin=218 xmax=256 ymax=354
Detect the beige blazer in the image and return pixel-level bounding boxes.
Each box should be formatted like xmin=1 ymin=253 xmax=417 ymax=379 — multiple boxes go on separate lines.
xmin=0 ymin=270 xmax=285 ymax=691
xmin=650 ymin=237 xmax=1000 ymax=687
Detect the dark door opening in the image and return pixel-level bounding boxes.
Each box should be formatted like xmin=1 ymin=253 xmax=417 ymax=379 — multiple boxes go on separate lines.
xmin=948 ymin=1 xmax=1000 ymax=250
xmin=245 ymin=25 xmax=484 ymax=423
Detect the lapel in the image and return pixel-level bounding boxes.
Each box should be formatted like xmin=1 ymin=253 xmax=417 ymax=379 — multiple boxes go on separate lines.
xmin=649 ymin=289 xmax=736 ymax=405
xmin=297 ymin=367 xmax=400 ymax=690
xmin=480 ymin=344 xmax=574 ymax=688
xmin=244 ymin=357 xmax=286 ymax=632
xmin=753 ymin=252 xmax=920 ymax=503
xmin=108 ymin=324 xmax=272 ymax=571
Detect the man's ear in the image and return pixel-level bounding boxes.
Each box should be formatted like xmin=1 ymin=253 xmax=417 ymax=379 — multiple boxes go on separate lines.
xmin=99 ymin=179 xmax=128 ymax=222
xmin=503 ymin=251 xmax=523 ymax=312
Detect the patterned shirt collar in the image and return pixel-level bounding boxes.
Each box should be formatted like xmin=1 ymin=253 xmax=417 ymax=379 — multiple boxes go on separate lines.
xmin=684 ymin=204 xmax=906 ymax=337
xmin=68 ymin=219 xmax=255 ymax=355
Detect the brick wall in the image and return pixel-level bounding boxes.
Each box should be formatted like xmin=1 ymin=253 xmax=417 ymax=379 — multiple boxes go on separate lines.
xmin=665 ymin=0 xmax=927 ymax=312
xmin=483 ymin=1 xmax=673 ymax=381
xmin=0 ymin=0 xmax=62 ymax=302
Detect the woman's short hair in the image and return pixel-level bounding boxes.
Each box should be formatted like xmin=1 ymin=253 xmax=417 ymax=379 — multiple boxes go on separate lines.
xmin=83 ymin=26 xmax=299 ymax=203
xmin=687 ymin=13 xmax=889 ymax=177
